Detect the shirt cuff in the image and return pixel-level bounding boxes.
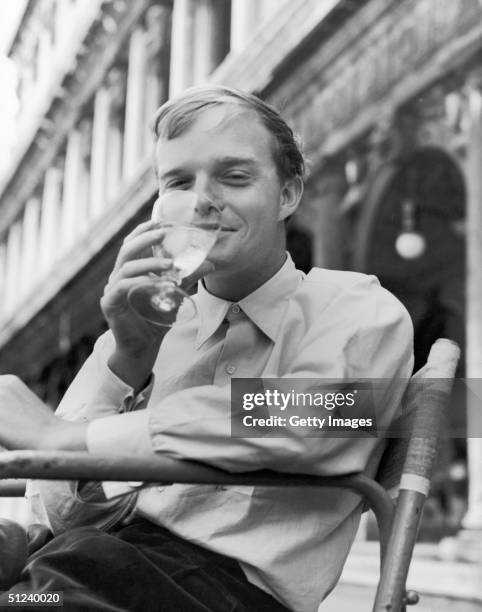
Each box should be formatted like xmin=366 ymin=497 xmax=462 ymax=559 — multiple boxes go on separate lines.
xmin=86 ymin=410 xmax=152 ymax=455
xmin=101 ymin=364 xmax=134 ymax=402
xmin=86 ymin=410 xmax=153 ymax=499
xmin=80 ymin=367 xmax=153 ymax=421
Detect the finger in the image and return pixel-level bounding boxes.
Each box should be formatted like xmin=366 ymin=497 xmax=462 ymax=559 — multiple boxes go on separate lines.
xmin=122 ymin=221 xmax=157 ymax=243
xmin=107 ymin=257 xmax=173 ymax=287
xmin=0 ymin=375 xmax=29 ymax=397
xmin=101 ymin=276 xmax=157 ymax=310
xmin=114 ymin=228 xmax=167 ymax=271
xmin=0 ymin=375 xmax=21 ymax=388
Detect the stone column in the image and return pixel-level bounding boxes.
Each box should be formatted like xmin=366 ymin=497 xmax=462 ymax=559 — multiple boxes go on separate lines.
xmin=462 ymin=80 xmax=482 ymax=533
xmin=19 ymin=197 xmax=40 ymax=298
xmin=59 ymin=119 xmax=91 ymax=247
xmin=13 ymin=56 xmax=27 ymax=121
xmin=61 ymin=130 xmax=83 ymax=251
xmin=0 ymin=242 xmax=6 ymax=319
xmin=259 ymin=0 xmax=280 ymax=23
xmin=123 ymin=27 xmax=148 ymax=180
xmin=4 ymin=222 xmax=22 ymax=315
xmin=78 ymin=119 xmax=92 ymax=236
xmin=37 ymin=21 xmax=51 ymax=89
xmin=303 ymin=162 xmax=345 ymax=270
xmin=169 ymin=0 xmax=195 ymax=96
xmin=192 ymin=0 xmax=214 ymax=80
xmin=90 ymin=87 xmax=111 ymax=218
xmin=191 ymin=0 xmax=230 ymax=80
xmin=230 ymin=0 xmax=259 ymax=53
xmin=39 ymin=165 xmax=63 ymax=274
xmin=18 ymin=45 xmax=35 ymax=121
xmin=439 ymin=77 xmax=482 ymax=564
xmin=144 ymin=5 xmax=170 ymax=154
xmin=105 ymin=68 xmax=125 ymax=203
xmin=55 ymin=0 xmax=70 ymax=50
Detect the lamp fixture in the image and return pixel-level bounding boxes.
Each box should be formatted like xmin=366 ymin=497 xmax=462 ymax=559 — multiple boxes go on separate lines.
xmin=344 ymin=158 xmax=359 ymax=185
xmin=395 ymin=198 xmax=426 ymax=260
xmin=444 ymin=92 xmax=462 ymax=129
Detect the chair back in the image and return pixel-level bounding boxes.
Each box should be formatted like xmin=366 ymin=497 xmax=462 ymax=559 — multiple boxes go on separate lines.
xmin=373 ymin=338 xmax=460 ymax=611
xmin=375 ymin=338 xmax=460 ymax=496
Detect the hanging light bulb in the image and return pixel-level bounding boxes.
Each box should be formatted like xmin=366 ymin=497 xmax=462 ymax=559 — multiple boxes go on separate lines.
xmin=344 ymin=158 xmax=359 ymax=185
xmin=395 ymin=199 xmax=426 ymax=260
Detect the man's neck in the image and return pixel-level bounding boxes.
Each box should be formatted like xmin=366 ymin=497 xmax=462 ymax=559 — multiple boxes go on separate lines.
xmin=204 ymin=251 xmax=287 ymax=302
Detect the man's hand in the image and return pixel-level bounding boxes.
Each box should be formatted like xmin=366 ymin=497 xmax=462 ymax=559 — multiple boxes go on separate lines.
xmin=101 ymin=221 xmax=213 ymax=391
xmin=0 ymin=376 xmax=87 ymax=451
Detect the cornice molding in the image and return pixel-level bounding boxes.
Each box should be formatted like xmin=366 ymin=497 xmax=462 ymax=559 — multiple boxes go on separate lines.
xmin=0 ymin=0 xmax=165 ymax=238
xmin=7 ymin=0 xmax=35 ymax=55
xmin=211 ymin=0 xmax=352 ymax=93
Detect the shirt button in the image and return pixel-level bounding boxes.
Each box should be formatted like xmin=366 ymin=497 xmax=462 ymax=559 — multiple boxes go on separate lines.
xmin=226 ymin=364 xmax=236 ymax=375
xmin=230 ymin=304 xmax=240 ymax=314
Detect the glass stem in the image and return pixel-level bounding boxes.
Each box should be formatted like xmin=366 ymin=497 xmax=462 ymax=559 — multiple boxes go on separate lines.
xmin=160 ymin=268 xmax=182 ymax=287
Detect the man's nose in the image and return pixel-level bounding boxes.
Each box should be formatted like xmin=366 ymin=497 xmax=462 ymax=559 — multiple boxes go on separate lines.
xmin=192 ymin=177 xmax=221 ymax=212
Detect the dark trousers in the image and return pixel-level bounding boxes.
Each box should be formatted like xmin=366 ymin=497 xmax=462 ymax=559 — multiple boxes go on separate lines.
xmin=0 ymin=518 xmax=290 ymax=612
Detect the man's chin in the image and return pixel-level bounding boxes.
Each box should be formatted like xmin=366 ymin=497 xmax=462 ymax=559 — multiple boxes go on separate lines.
xmin=204 ymin=237 xmax=246 ymax=274
xmin=205 ymin=244 xmax=231 ymax=267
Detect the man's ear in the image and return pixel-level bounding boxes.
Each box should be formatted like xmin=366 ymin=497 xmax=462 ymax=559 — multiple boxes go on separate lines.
xmin=278 ymin=176 xmax=304 ymax=221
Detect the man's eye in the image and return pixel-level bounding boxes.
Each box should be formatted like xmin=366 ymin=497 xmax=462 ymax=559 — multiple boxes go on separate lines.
xmin=165 ymin=179 xmax=190 ymax=189
xmin=223 ymin=172 xmax=250 ymax=183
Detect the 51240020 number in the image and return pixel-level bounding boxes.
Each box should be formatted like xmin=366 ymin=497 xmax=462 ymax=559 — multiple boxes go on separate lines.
xmin=0 ymin=592 xmax=63 ymax=607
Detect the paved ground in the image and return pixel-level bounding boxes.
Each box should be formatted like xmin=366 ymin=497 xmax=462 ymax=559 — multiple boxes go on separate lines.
xmin=316 ymin=540 xmax=482 ymax=611
xmin=320 ymin=583 xmax=481 ymax=611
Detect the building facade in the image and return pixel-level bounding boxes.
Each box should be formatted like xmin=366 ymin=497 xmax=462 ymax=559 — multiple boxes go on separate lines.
xmin=0 ymin=0 xmax=481 ymax=557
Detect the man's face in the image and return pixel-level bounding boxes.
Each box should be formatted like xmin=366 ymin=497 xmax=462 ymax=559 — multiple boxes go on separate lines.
xmin=154 ymin=105 xmax=298 ymax=277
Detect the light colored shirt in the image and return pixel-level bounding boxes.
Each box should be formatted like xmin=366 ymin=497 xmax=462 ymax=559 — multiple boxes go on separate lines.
xmin=28 ymin=254 xmax=413 ymax=612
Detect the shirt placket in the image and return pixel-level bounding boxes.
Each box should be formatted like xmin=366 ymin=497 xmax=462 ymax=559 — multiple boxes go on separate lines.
xmin=213 ymin=304 xmax=258 ymax=385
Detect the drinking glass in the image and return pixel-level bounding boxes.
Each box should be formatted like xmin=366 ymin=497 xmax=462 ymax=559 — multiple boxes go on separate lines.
xmin=128 ymin=190 xmax=221 ymax=326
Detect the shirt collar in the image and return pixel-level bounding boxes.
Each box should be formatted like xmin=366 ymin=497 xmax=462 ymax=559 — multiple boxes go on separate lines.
xmin=194 ymin=253 xmax=303 ymax=348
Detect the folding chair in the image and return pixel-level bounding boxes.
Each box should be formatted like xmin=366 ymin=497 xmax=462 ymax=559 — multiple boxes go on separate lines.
xmin=0 ymin=338 xmax=460 ymax=612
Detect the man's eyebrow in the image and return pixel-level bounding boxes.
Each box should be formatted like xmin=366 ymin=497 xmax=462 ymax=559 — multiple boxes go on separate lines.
xmin=158 ymin=167 xmax=187 ymax=181
xmin=215 ymin=156 xmax=258 ymax=168
xmin=158 ymin=157 xmax=258 ymax=181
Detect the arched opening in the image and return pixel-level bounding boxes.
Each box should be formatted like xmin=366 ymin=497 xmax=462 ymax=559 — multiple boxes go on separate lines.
xmin=355 ymin=147 xmax=465 ymax=368
xmin=355 ymin=147 xmax=466 ymax=537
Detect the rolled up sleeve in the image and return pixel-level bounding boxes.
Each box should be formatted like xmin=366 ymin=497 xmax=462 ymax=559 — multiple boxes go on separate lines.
xmin=27 ymin=332 xmax=148 ymax=533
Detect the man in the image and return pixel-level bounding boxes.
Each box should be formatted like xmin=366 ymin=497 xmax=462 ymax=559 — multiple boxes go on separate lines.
xmin=0 ymin=86 xmax=413 ymax=612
